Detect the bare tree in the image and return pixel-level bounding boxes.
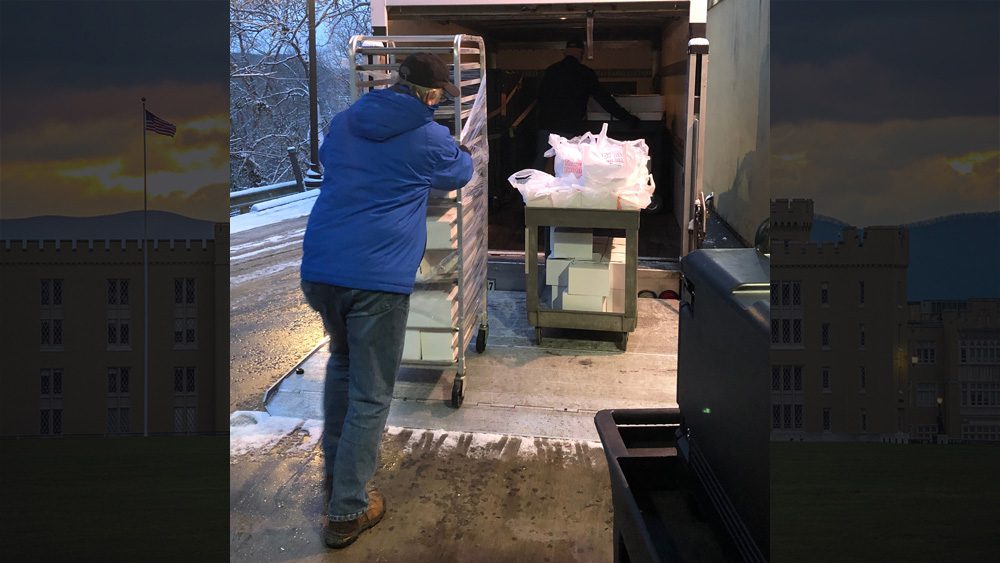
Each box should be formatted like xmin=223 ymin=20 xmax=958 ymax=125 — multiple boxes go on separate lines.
xmin=230 ymin=0 xmax=371 ymax=190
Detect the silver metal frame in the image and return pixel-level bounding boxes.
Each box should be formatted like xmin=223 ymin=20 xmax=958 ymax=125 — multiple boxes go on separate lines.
xmin=348 ymin=34 xmax=489 ymax=406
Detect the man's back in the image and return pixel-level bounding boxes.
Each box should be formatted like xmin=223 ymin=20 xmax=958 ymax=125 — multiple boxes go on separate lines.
xmin=537 ymin=56 xmax=599 ymax=134
xmin=301 ymin=87 xmax=472 ymax=295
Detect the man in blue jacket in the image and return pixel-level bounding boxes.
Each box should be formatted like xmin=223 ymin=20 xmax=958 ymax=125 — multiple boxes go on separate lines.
xmin=301 ymin=53 xmax=473 ymax=549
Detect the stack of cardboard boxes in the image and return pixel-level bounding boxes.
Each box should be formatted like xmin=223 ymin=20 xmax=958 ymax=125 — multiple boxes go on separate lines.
xmin=403 ymin=209 xmax=460 ymax=362
xmin=546 ymin=227 xmax=627 ymax=313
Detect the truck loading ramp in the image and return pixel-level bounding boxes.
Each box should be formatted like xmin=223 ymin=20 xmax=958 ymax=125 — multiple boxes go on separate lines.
xmin=264 ymin=290 xmax=678 ymax=442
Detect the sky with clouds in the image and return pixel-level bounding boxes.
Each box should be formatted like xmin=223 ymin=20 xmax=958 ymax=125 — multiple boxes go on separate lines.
xmin=770 ymin=0 xmax=999 ymax=227
xmin=0 ymin=1 xmax=229 ymax=222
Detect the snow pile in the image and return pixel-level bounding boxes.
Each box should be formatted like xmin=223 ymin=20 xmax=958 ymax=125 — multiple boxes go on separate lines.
xmin=230 ymin=191 xmax=319 ymax=234
xmin=385 ymin=425 xmax=603 ymax=463
xmin=229 ymin=416 xmax=603 ymax=462
xmin=298 ymin=419 xmax=324 ymax=452
xmin=230 ymin=410 xmax=310 ymax=456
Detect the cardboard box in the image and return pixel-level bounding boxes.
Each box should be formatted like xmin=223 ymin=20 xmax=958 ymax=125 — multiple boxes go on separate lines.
xmin=550 ymin=285 xmax=565 ymax=309
xmin=427 ymin=208 xmax=457 ymax=249
xmin=407 ymin=288 xmax=456 ymax=328
xmin=545 ymin=257 xmax=575 ymax=286
xmin=549 ymin=227 xmax=593 ymax=260
xmin=403 ymin=329 xmax=421 ymax=360
xmin=609 ymin=289 xmax=626 ymax=313
xmin=587 ymin=95 xmax=662 ymax=114
xmin=420 ymin=330 xmax=455 ymax=361
xmin=561 ymin=289 xmax=607 ymax=312
xmin=568 ymin=260 xmax=611 ymax=296
xmin=609 ymin=260 xmax=626 ymax=290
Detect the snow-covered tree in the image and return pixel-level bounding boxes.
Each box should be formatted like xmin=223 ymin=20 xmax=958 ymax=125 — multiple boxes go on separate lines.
xmin=230 ymin=0 xmax=371 ymax=190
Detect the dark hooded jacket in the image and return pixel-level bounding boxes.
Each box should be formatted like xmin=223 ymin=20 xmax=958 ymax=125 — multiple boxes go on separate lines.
xmin=301 ymin=87 xmax=473 ymax=294
xmin=538 ymin=55 xmax=634 ymax=135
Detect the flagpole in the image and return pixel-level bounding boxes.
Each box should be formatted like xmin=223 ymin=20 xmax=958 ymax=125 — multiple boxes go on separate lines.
xmin=142 ymin=97 xmax=149 ymax=438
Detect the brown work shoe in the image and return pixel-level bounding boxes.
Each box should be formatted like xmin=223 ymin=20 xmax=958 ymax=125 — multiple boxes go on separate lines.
xmin=323 ymin=489 xmax=386 ymax=549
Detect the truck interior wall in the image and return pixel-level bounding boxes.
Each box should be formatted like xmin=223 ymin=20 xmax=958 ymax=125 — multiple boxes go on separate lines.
xmin=659 ymin=18 xmax=691 ymax=235
xmin=386 ymin=19 xmax=479 ymax=36
xmin=703 ymin=0 xmax=769 ymax=246
xmin=493 ymin=41 xmax=656 ymax=95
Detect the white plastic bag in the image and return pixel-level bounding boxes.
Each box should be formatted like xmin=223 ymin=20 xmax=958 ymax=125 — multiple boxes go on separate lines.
xmin=544 ymin=132 xmax=593 ymax=179
xmin=617 ymin=174 xmax=657 ymax=210
xmin=579 ymin=185 xmax=619 ymax=209
xmin=514 ymin=124 xmax=655 ymax=210
xmin=508 ymin=169 xmax=557 ymax=207
xmin=580 ymin=124 xmax=650 ymax=190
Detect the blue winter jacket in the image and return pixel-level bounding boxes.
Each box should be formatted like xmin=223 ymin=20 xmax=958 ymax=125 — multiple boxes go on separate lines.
xmin=301 ymin=87 xmax=474 ymax=294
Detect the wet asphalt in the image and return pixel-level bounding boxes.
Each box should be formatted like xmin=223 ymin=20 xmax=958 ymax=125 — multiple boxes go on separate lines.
xmin=230 ymin=216 xmax=324 ymax=412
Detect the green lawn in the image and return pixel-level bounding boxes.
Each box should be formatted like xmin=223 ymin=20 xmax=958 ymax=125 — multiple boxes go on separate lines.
xmin=0 ymin=436 xmax=228 ymax=561
xmin=771 ymin=442 xmax=1000 ymax=563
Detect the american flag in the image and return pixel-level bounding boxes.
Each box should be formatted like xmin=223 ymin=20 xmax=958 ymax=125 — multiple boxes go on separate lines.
xmin=145 ymin=110 xmax=176 ymax=137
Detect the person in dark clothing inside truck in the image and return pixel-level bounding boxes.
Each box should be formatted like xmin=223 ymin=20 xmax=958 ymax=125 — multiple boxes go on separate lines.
xmin=533 ymin=38 xmax=640 ymax=170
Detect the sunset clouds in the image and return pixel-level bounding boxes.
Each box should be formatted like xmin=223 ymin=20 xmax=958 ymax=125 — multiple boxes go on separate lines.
xmin=772 ymin=116 xmax=999 ymax=226
xmin=771 ymin=1 xmax=999 ymax=227
xmin=0 ymin=1 xmax=229 ymax=222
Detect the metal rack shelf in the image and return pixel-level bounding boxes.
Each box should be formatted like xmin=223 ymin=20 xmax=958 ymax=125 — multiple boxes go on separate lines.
xmin=349 ymin=34 xmax=489 ymax=408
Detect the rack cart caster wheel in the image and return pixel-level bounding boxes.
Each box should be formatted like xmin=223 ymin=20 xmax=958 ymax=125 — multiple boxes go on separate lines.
xmin=451 ymin=377 xmax=465 ymax=408
xmin=475 ymin=324 xmax=488 ymax=354
xmin=617 ymin=332 xmax=629 ymax=352
xmin=535 ymin=327 xmax=542 ymax=346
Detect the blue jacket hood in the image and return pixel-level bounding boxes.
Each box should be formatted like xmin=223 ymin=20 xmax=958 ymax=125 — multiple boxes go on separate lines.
xmin=347 ymin=87 xmax=433 ymax=141
xmin=301 ymin=86 xmax=474 ymax=295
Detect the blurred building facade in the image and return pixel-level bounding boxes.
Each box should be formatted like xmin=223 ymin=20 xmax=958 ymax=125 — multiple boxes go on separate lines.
xmin=907 ymin=300 xmax=1000 ymax=443
xmin=770 ymin=199 xmax=1000 ymax=443
xmin=0 ymin=223 xmax=229 ymax=436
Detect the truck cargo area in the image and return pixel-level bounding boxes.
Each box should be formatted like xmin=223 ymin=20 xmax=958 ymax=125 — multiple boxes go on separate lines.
xmin=382 ymin=2 xmax=700 ymax=259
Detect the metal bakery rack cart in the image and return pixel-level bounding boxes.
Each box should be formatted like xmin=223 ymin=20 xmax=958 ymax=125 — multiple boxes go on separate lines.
xmin=349 ymin=34 xmax=489 ymax=408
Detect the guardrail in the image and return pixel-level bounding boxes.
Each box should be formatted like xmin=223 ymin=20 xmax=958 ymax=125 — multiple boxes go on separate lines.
xmin=230 ymin=180 xmax=301 ymax=216
xmin=231 ymin=147 xmax=309 ymax=215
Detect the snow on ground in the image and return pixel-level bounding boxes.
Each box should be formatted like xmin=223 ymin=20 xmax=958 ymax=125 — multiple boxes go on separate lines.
xmin=230 ymin=414 xmax=603 ymax=460
xmin=386 ymin=425 xmax=603 ymax=462
xmin=299 ymin=419 xmax=324 ymax=452
xmin=229 ymin=258 xmax=300 ymax=286
xmin=230 ymin=191 xmax=318 ymax=234
xmin=230 ymin=410 xmax=311 ymax=456
xmin=230 ymin=228 xmax=306 ymax=256
xmin=230 ymin=237 xmax=304 ymax=263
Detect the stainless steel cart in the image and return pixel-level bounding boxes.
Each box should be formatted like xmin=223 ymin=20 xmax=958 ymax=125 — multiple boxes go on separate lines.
xmin=348 ymin=34 xmax=489 ymax=407
xmin=525 ymin=207 xmax=640 ymax=351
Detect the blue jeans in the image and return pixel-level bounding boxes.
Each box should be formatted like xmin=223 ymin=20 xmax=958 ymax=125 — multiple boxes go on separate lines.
xmin=301 ymin=281 xmax=409 ymax=521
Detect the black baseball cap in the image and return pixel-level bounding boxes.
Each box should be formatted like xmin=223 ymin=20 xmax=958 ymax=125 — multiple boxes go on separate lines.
xmin=566 ymin=38 xmax=585 ymax=50
xmin=398 ymin=53 xmax=460 ymax=97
